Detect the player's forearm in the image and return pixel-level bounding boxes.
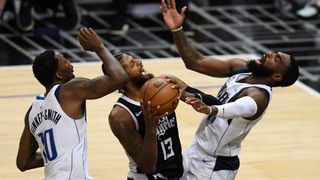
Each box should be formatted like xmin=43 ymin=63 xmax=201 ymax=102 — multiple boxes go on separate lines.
xmin=208 ymin=96 xmax=258 ymax=118
xmin=95 ymin=47 xmax=128 ymax=85
xmin=17 ymin=153 xmax=44 ymax=171
xmin=184 ymin=86 xmax=221 ymax=106
xmin=28 ymin=153 xmax=44 ymax=169
xmin=172 ymin=30 xmax=203 ymax=70
xmin=137 ymin=131 xmax=158 ymax=174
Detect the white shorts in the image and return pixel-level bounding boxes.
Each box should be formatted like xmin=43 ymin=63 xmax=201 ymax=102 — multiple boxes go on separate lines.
xmin=128 ymin=171 xmax=149 ymax=180
xmin=127 ymin=171 xmax=173 ymax=180
xmin=182 ymin=143 xmax=238 ymax=180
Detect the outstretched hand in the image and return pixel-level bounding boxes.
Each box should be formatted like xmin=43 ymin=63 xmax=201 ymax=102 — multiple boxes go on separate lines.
xmin=161 ymin=74 xmax=187 ymax=92
xmin=185 ymin=97 xmax=211 ymax=115
xmin=160 ymin=0 xmax=187 ymax=30
xmin=77 ymin=27 xmax=104 ymax=52
xmin=160 ymin=74 xmax=192 ymax=100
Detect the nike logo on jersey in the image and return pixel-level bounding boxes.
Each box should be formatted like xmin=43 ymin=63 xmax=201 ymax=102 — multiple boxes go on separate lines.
xmin=135 ymin=111 xmax=142 ymax=116
xmin=202 ymin=159 xmax=212 ymax=163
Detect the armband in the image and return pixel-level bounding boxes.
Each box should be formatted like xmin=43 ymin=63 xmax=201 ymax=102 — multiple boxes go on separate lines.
xmin=216 ymin=96 xmax=257 ymax=118
xmin=184 ymin=86 xmax=221 ymax=105
xmin=208 ymin=106 xmax=212 ymax=115
xmin=172 ymin=26 xmax=183 ymax=32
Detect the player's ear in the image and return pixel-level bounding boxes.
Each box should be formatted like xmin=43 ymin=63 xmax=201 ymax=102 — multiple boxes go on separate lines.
xmin=55 ymin=72 xmax=63 ymax=80
xmin=272 ymin=73 xmax=283 ymax=82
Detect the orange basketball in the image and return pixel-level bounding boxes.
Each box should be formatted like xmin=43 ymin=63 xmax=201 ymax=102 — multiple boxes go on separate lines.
xmin=139 ymin=76 xmax=179 ymax=115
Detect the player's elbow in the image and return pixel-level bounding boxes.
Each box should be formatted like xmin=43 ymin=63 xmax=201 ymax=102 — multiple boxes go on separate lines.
xmin=114 ymin=73 xmax=129 ymax=88
xmin=139 ymin=164 xmax=157 ymax=174
xmin=17 ymin=166 xmax=27 ymax=172
xmin=16 ymin=160 xmax=28 ymax=172
xmin=183 ymin=58 xmax=203 ymax=72
xmin=136 ymin=158 xmax=157 ymax=174
xmin=184 ymin=61 xmax=196 ymax=70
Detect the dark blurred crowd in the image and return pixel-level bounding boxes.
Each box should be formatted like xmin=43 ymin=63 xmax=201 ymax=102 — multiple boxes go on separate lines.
xmin=275 ymin=0 xmax=320 ymax=18
xmin=0 ymin=0 xmax=319 ymax=35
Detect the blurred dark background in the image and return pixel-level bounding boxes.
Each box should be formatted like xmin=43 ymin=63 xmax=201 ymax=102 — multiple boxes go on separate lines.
xmin=1 ymin=0 xmax=320 ymax=92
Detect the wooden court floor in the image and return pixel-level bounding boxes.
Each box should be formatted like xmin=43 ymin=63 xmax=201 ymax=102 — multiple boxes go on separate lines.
xmin=1 ymin=58 xmax=320 ymax=180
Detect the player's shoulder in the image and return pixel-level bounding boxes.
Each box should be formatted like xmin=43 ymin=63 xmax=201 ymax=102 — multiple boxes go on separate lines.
xmin=109 ymin=105 xmax=136 ymax=132
xmin=109 ymin=105 xmax=133 ymax=123
xmin=110 ymin=105 xmax=127 ymax=118
xmin=244 ymin=86 xmax=271 ymax=101
xmin=245 ymin=86 xmax=265 ymax=93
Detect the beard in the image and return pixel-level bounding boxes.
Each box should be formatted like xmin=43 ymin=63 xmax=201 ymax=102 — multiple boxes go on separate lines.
xmin=132 ymin=73 xmax=155 ymax=88
xmin=247 ymin=60 xmax=273 ymax=77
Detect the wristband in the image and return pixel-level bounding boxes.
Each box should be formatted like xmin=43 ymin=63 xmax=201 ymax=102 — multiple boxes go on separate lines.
xmin=208 ymin=106 xmax=212 ymax=115
xmin=171 ymin=26 xmax=183 ymax=32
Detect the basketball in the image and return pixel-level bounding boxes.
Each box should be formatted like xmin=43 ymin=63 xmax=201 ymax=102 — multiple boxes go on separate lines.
xmin=139 ymin=76 xmax=179 ymax=115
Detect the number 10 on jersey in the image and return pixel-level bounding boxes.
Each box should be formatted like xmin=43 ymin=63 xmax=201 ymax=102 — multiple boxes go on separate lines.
xmin=38 ymin=128 xmax=58 ymax=162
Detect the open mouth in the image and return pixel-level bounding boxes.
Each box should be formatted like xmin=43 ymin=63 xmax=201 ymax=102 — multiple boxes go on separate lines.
xmin=256 ymin=54 xmax=266 ymax=65
xmin=141 ymin=67 xmax=149 ymax=76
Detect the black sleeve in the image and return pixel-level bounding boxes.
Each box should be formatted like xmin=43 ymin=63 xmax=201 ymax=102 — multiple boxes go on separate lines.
xmin=184 ymin=86 xmax=221 ymax=106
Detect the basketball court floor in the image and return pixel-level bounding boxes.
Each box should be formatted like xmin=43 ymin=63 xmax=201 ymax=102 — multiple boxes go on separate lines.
xmin=1 ymin=0 xmax=320 ymax=179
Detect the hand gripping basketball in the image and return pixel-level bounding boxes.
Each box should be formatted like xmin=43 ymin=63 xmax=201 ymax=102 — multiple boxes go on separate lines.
xmin=139 ymin=76 xmax=180 ymax=115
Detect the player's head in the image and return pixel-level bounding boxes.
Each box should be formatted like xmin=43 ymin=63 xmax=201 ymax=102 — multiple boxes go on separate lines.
xmin=247 ymin=52 xmax=299 ymax=87
xmin=102 ymin=50 xmax=154 ymax=93
xmin=112 ymin=50 xmax=154 ymax=88
xmin=32 ymin=50 xmax=74 ymax=87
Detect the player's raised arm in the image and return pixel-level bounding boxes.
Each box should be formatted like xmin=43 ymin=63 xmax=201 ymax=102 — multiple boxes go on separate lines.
xmin=160 ymin=0 xmax=247 ymax=77
xmin=77 ymin=27 xmax=129 ymax=93
xmin=61 ymin=27 xmax=128 ymax=101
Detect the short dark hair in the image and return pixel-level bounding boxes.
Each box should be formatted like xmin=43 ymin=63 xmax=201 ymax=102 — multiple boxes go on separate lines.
xmin=32 ymin=50 xmax=58 ymax=87
xmin=276 ymin=55 xmax=299 ymax=87
xmin=111 ymin=49 xmax=123 ymax=61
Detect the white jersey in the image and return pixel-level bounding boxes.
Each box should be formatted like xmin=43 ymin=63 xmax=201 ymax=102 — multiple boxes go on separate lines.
xmin=194 ymin=73 xmax=272 ymax=157
xmin=28 ymin=85 xmax=92 ymax=180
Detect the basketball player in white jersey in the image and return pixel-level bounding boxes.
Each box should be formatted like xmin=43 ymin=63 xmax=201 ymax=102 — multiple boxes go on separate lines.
xmin=160 ymin=0 xmax=300 ymax=179
xmin=16 ymin=27 xmax=128 ymax=179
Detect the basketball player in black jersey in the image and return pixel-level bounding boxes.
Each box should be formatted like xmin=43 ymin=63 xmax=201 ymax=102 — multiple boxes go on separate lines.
xmin=107 ymin=51 xmax=184 ymax=179
xmin=107 ymin=51 xmax=220 ymax=179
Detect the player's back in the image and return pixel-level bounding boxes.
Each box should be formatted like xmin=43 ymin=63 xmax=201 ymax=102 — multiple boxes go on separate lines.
xmin=28 ymin=84 xmax=92 ymax=180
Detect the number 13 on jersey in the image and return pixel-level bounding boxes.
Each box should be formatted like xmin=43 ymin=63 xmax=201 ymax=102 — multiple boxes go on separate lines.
xmin=160 ymin=137 xmax=175 ymax=160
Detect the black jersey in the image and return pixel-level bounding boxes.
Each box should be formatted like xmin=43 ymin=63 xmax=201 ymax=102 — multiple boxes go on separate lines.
xmin=116 ymin=95 xmax=183 ymax=179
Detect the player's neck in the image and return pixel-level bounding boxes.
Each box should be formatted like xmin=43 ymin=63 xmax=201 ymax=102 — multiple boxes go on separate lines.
xmin=124 ymin=86 xmax=140 ymax=101
xmin=244 ymin=75 xmax=271 ymax=86
xmin=44 ymin=82 xmax=62 ymax=96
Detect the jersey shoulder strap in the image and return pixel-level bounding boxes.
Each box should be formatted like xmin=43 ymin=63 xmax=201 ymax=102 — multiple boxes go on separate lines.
xmin=116 ymin=96 xmax=145 ymax=137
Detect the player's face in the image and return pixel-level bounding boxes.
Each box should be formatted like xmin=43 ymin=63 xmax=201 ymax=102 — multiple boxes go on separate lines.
xmin=56 ymin=53 xmax=75 ymax=82
xmin=120 ymin=53 xmax=154 ymax=87
xmin=247 ymin=52 xmax=290 ymax=77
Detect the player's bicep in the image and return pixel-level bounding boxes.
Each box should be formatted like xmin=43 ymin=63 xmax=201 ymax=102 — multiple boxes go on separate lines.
xmin=193 ymin=57 xmax=247 ymax=77
xmin=108 ymin=107 xmax=144 ymax=160
xmin=245 ymin=88 xmax=269 ymax=119
xmin=17 ymin=108 xmax=39 ymax=170
xmin=62 ymin=76 xmax=120 ymax=100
